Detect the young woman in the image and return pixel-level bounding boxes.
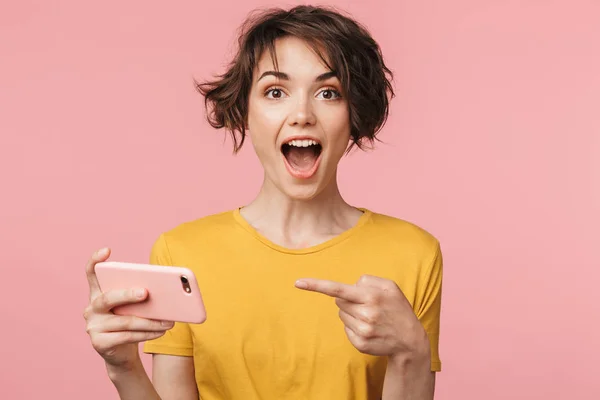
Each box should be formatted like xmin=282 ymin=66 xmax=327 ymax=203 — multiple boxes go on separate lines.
xmin=83 ymin=5 xmax=443 ymax=400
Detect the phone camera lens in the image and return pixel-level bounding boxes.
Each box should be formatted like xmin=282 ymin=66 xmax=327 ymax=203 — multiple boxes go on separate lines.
xmin=181 ymin=276 xmax=189 ymax=284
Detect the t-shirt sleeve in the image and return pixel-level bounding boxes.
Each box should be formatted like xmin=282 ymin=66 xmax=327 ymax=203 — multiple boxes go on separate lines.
xmin=142 ymin=233 xmax=194 ymax=357
xmin=414 ymin=240 xmax=443 ymax=372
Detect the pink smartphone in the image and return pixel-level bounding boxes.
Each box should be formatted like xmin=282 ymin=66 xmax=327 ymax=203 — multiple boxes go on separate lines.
xmin=95 ymin=261 xmax=207 ymax=324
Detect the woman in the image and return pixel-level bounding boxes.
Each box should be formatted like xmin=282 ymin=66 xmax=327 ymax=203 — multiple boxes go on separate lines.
xmin=83 ymin=5 xmax=443 ymax=400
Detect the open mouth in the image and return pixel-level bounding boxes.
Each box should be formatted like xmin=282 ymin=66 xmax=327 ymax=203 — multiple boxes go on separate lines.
xmin=281 ymin=138 xmax=323 ymax=178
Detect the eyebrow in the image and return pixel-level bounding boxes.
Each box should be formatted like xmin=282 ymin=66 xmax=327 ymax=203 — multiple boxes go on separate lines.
xmin=257 ymin=71 xmax=338 ymax=82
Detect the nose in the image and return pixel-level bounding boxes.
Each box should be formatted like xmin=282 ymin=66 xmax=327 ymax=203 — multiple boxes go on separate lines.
xmin=287 ymin=96 xmax=316 ymax=127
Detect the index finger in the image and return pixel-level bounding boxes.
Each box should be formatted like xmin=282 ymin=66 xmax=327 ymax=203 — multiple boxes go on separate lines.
xmin=85 ymin=247 xmax=110 ymax=300
xmin=295 ymin=278 xmax=365 ymax=303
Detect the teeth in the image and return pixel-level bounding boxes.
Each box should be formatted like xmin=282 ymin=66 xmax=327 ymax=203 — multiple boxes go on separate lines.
xmin=287 ymin=139 xmax=319 ymax=147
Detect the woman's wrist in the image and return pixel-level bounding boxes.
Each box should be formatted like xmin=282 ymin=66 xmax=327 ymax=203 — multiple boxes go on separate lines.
xmin=389 ymin=328 xmax=431 ymax=368
xmin=105 ymin=357 xmax=145 ymax=383
xmin=105 ymin=357 xmax=162 ymax=400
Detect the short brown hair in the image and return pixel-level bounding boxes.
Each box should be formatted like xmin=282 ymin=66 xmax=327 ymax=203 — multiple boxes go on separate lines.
xmin=195 ymin=5 xmax=395 ymax=153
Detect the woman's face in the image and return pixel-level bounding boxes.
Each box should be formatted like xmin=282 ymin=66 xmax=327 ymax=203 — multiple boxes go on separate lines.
xmin=247 ymin=36 xmax=351 ymax=201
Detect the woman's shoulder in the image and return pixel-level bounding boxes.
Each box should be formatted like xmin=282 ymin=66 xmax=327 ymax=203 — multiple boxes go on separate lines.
xmin=364 ymin=209 xmax=441 ymax=252
xmin=159 ymin=208 xmax=239 ymax=244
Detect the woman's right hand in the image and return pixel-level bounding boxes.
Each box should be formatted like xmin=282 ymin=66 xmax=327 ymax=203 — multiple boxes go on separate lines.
xmin=83 ymin=248 xmax=174 ymax=370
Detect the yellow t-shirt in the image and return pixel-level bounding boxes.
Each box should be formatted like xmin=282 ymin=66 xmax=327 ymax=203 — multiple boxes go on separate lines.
xmin=143 ymin=208 xmax=443 ymax=399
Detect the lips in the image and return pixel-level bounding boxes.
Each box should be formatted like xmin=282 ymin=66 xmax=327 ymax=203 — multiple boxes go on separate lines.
xmin=280 ymin=136 xmax=323 ymax=179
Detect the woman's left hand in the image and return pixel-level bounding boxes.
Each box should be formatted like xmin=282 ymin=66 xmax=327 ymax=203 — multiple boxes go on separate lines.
xmin=295 ymin=275 xmax=429 ymax=358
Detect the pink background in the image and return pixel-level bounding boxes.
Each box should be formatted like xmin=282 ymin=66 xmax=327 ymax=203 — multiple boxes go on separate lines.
xmin=1 ymin=1 xmax=599 ymax=399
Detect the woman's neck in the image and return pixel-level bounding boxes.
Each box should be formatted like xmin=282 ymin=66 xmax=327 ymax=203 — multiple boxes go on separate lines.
xmin=239 ymin=175 xmax=363 ymax=249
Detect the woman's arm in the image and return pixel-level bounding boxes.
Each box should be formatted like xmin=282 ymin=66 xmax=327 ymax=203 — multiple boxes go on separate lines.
xmin=382 ymin=341 xmax=436 ymax=400
xmin=107 ymin=354 xmax=198 ymax=400
xmin=152 ymin=355 xmax=199 ymax=399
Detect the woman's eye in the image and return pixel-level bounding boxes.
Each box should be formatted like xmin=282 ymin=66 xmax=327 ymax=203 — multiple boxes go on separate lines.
xmin=265 ymin=88 xmax=285 ymax=99
xmin=317 ymin=89 xmax=341 ymax=100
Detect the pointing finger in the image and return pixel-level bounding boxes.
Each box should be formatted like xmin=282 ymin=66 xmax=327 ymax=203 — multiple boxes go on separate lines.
xmin=295 ymin=278 xmax=365 ymax=303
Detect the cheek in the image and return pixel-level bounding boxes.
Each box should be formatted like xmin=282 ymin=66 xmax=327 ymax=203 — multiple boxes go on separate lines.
xmin=247 ymin=105 xmax=284 ymax=159
xmin=261 ymin=106 xmax=287 ymax=124
xmin=321 ymin=108 xmax=351 ymax=152
xmin=247 ymin=102 xmax=286 ymax=140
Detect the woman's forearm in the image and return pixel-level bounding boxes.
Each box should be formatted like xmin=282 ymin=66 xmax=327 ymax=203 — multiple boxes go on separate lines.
xmin=382 ymin=345 xmax=435 ymax=400
xmin=106 ymin=360 xmax=162 ymax=400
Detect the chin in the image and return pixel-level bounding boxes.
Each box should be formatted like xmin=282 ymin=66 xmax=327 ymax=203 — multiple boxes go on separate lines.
xmin=276 ymin=178 xmax=326 ymax=201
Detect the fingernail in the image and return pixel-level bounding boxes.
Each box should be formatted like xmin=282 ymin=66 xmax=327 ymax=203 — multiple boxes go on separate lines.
xmin=97 ymin=248 xmax=108 ymax=257
xmin=162 ymin=320 xmax=173 ymax=327
xmin=295 ymin=280 xmax=308 ymax=289
xmin=136 ymin=288 xmax=146 ymax=298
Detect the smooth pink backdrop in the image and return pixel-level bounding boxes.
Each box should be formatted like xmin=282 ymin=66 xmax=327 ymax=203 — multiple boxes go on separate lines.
xmin=1 ymin=1 xmax=599 ymax=399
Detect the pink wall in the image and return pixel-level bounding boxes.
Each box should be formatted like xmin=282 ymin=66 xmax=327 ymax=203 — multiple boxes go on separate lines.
xmin=1 ymin=1 xmax=598 ymax=399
